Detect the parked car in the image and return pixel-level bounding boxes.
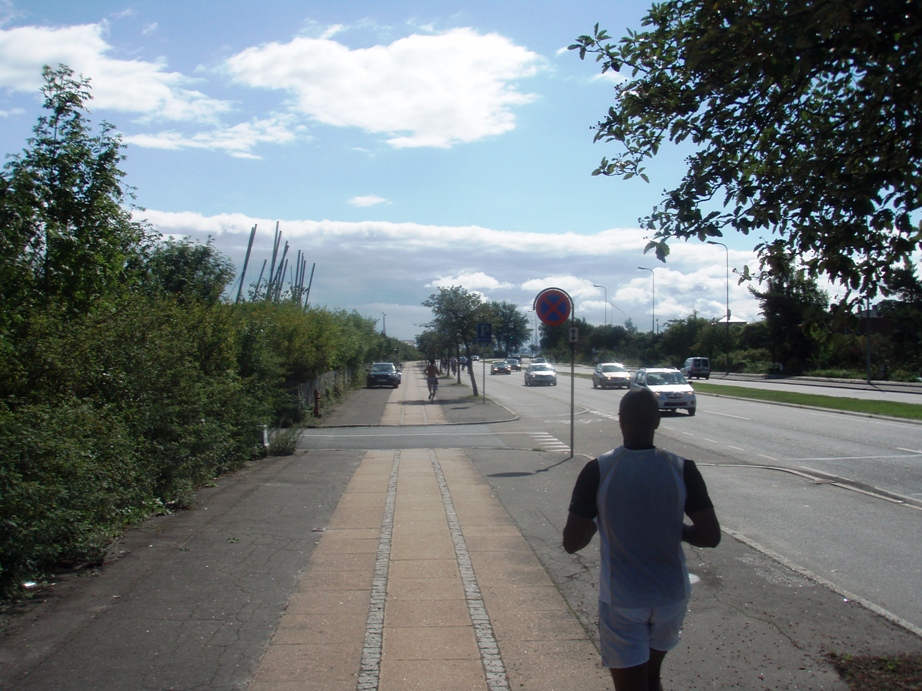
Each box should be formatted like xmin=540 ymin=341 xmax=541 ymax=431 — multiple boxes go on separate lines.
xmin=592 ymin=362 xmax=630 ymax=389
xmin=505 ymin=358 xmax=521 ymax=371
xmin=630 ymin=367 xmax=696 ymax=415
xmin=680 ymin=356 xmax=710 ymax=380
xmin=490 ymin=361 xmax=512 ymax=375
xmin=366 ymin=362 xmax=400 ymax=388
xmin=524 ymin=363 xmax=557 ymax=386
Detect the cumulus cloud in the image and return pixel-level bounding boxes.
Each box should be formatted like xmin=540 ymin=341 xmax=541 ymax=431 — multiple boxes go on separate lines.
xmin=137 ymin=208 xmax=762 ymax=339
xmin=0 ymin=23 xmax=230 ymax=122
xmin=224 ymin=27 xmax=542 ymax=148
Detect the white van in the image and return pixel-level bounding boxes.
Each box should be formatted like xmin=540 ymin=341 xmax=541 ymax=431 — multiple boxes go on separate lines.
xmin=681 ymin=357 xmax=710 ymax=380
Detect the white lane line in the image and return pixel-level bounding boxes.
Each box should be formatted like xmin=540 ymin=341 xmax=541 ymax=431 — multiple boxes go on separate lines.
xmin=897 ymin=447 xmax=922 ymax=454
xmin=728 ymin=445 xmax=745 ymax=451
xmin=430 ymin=451 xmax=510 ymax=691
xmin=758 ymin=453 xmax=779 ymax=461
xmin=704 ymin=410 xmax=751 ymax=420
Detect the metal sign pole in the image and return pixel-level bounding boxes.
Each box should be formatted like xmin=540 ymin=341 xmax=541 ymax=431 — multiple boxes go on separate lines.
xmin=569 ymin=321 xmax=576 ymax=459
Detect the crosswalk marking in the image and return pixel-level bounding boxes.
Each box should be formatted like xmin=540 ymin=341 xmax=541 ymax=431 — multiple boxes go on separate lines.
xmin=529 ymin=432 xmax=569 ymax=452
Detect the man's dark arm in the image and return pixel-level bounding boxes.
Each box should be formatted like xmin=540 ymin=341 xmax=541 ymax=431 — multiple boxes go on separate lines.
xmin=682 ymin=507 xmax=721 ymax=548
xmin=563 ymin=512 xmax=597 ymax=553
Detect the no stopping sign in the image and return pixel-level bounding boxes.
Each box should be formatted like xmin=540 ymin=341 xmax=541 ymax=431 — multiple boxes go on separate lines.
xmin=534 ymin=288 xmax=572 ymax=327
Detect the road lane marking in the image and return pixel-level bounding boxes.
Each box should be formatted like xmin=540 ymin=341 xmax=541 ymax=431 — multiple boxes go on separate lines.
xmin=704 ymin=411 xmax=751 ymax=420
xmin=529 ymin=432 xmax=569 ymax=452
xmin=758 ymin=453 xmax=778 ymax=461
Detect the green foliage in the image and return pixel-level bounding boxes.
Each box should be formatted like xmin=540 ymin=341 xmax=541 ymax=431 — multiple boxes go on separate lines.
xmin=144 ymin=236 xmax=235 ymax=305
xmin=0 ymin=66 xmax=388 ymax=601
xmin=571 ymin=2 xmax=922 ymax=302
xmin=2 ymin=65 xmax=151 ymax=317
xmin=488 ymin=301 xmax=531 ymax=355
xmin=422 ymin=286 xmax=491 ymax=394
xmin=748 ymin=243 xmax=830 ymax=373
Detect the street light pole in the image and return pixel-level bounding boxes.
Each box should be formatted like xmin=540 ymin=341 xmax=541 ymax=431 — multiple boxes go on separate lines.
xmin=382 ymin=313 xmax=387 ymax=337
xmin=592 ymin=283 xmax=608 ymax=326
xmin=707 ymin=241 xmax=730 ymax=374
xmin=638 ymin=267 xmax=655 ymax=363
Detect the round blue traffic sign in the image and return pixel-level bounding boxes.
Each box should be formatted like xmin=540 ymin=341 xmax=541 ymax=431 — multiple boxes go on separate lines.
xmin=534 ymin=288 xmax=572 ymax=327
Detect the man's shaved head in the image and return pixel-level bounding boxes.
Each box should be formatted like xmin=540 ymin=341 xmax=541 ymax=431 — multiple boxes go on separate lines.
xmin=619 ymin=388 xmax=660 ymax=445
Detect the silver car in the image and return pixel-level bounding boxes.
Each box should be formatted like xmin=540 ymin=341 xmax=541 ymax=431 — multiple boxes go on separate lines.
xmin=524 ymin=363 xmax=557 ymax=386
xmin=629 ymin=367 xmax=696 ymax=415
xmin=592 ymin=362 xmax=630 ymax=389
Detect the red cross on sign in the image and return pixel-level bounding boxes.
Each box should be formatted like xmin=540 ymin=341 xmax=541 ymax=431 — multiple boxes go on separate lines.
xmin=534 ymin=288 xmax=572 ymax=327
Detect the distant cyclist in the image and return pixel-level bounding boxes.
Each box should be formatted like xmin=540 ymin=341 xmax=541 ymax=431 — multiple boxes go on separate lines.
xmin=424 ymin=360 xmax=440 ymax=401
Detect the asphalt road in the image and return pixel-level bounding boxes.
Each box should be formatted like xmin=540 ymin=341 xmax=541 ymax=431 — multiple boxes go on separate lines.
xmin=471 ymin=367 xmax=922 ymax=634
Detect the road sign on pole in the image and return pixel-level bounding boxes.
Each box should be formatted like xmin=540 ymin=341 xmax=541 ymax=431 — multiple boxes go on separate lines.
xmin=533 ymin=288 xmax=572 ymax=327
xmin=476 ymin=322 xmax=492 ymax=344
xmin=533 ymin=287 xmax=576 ymax=458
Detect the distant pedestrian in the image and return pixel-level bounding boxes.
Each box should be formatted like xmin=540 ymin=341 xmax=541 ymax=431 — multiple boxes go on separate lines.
xmin=563 ymin=388 xmax=721 ymax=690
xmin=424 ymin=360 xmax=440 ymax=401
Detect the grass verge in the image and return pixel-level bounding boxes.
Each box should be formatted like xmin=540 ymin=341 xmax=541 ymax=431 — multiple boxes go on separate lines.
xmin=692 ymin=383 xmax=922 ymax=420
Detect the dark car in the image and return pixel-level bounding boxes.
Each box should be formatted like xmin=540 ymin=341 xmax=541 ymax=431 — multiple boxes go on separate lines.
xmin=505 ymin=358 xmax=521 ymax=371
xmin=366 ymin=362 xmax=400 ymax=388
xmin=490 ymin=361 xmax=512 ymax=375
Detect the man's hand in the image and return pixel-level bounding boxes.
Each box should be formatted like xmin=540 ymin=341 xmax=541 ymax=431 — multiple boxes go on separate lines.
xmin=563 ymin=512 xmax=597 ymax=553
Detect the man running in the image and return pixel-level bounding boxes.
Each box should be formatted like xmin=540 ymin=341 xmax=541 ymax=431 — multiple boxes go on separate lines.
xmin=424 ymin=360 xmax=440 ymax=401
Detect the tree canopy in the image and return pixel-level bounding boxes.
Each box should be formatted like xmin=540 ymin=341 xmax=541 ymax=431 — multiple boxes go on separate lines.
xmin=571 ymin=0 xmax=922 ymax=301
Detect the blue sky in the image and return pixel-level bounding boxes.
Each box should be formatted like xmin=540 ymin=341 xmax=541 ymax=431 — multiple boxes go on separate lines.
xmin=0 ymin=0 xmax=768 ymax=341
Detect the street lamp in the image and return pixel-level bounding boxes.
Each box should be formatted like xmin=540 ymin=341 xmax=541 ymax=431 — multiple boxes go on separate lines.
xmin=638 ymin=267 xmax=655 ymax=362
xmin=382 ymin=313 xmax=387 ymax=336
xmin=707 ymin=241 xmax=730 ymax=374
xmin=592 ymin=284 xmax=608 ymax=326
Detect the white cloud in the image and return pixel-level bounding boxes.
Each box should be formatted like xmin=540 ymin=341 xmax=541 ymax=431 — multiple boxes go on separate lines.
xmin=124 ymin=115 xmax=304 ymax=158
xmin=224 ymin=27 xmax=542 ymax=148
xmin=0 ymin=23 xmax=231 ymax=123
xmin=427 ymin=271 xmax=513 ymax=291
xmin=137 ymin=209 xmax=763 ymax=339
xmin=348 ymin=195 xmax=388 ymax=207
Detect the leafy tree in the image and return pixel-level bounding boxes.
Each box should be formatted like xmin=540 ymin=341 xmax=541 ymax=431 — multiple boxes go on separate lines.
xmin=749 ymin=243 xmax=829 ymax=373
xmin=877 ymin=261 xmax=922 ymax=376
xmin=658 ymin=313 xmax=713 ymax=365
xmin=144 ymin=237 xmax=235 ymax=306
xmin=571 ymin=2 xmax=922 ymax=300
xmin=2 ymin=65 xmax=151 ymax=315
xmin=488 ymin=301 xmax=530 ymax=355
xmin=422 ymin=286 xmax=489 ymax=394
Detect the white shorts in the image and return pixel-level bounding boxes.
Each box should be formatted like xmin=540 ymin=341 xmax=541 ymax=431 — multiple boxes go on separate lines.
xmin=598 ymin=599 xmax=687 ymax=669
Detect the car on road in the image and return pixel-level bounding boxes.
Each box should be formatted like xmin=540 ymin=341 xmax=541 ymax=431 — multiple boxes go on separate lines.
xmin=630 ymin=367 xmax=696 ymax=415
xmin=592 ymin=362 xmax=631 ymax=389
xmin=490 ymin=361 xmax=512 ymax=375
xmin=366 ymin=362 xmax=401 ymax=388
xmin=524 ymin=363 xmax=557 ymax=386
xmin=505 ymin=358 xmax=521 ymax=371
xmin=680 ymin=356 xmax=710 ymax=380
